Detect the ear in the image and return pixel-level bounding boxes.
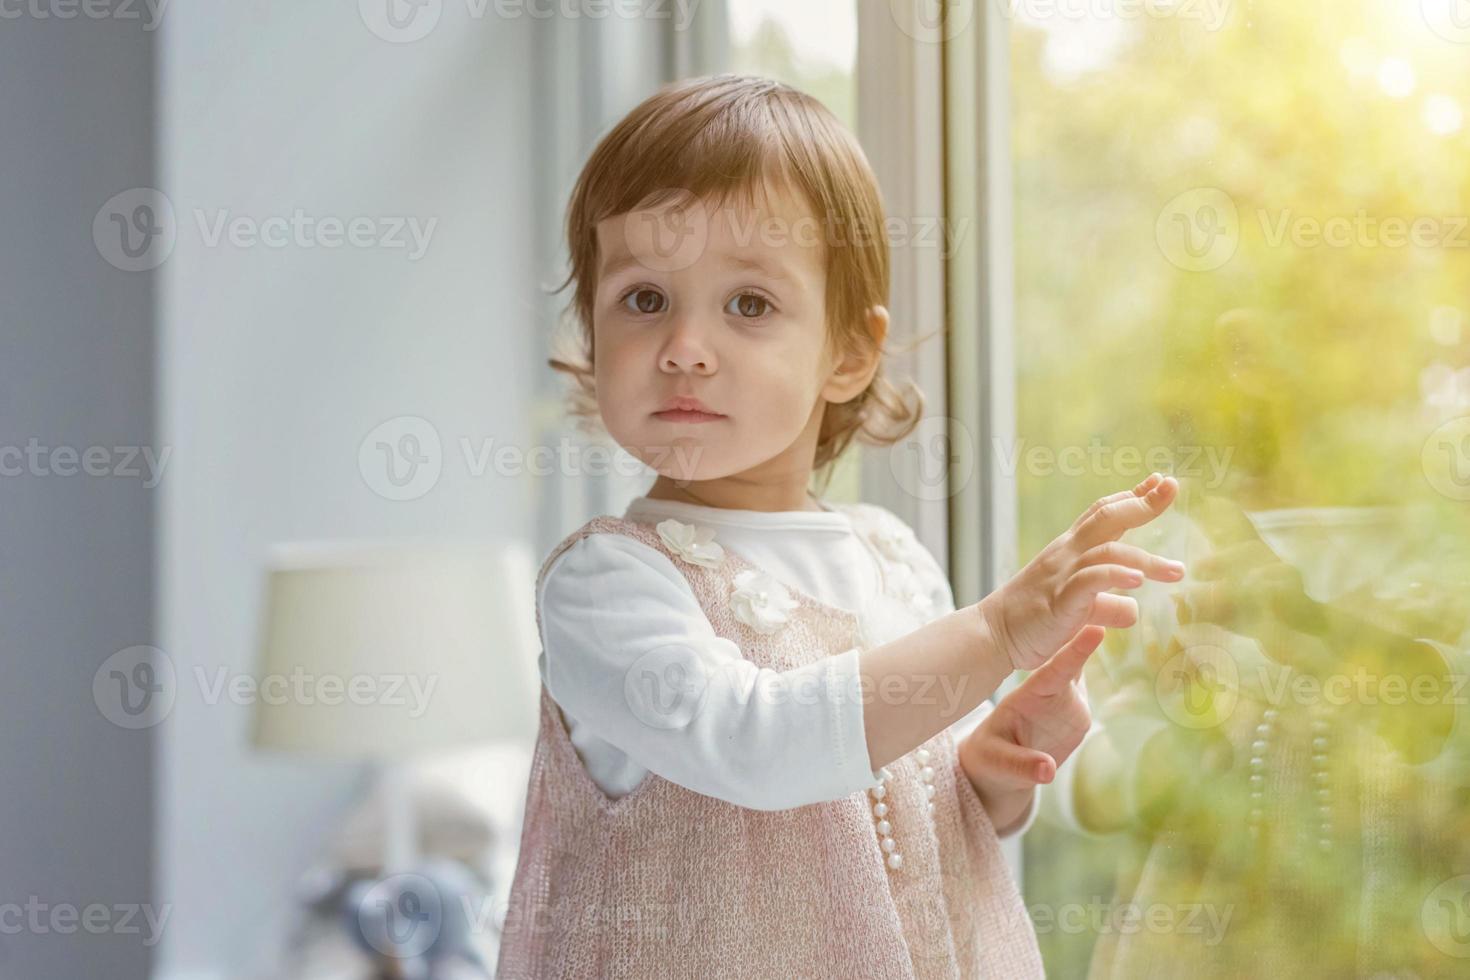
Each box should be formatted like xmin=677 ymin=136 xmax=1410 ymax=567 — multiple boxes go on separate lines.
xmin=822 ymin=305 xmax=889 ymax=405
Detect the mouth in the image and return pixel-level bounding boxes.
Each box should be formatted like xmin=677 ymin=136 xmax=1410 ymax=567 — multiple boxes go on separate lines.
xmin=653 ymin=395 xmax=725 ymax=423
xmin=651 ymin=408 xmax=726 ymax=424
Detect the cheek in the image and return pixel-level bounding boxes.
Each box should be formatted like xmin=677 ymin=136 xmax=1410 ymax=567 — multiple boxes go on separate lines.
xmin=592 ymin=323 xmax=638 ymax=388
xmin=737 ymin=346 xmax=823 ymax=421
xmin=592 ymin=330 xmax=669 ymax=449
xmin=591 ymin=329 xmax=632 ymax=420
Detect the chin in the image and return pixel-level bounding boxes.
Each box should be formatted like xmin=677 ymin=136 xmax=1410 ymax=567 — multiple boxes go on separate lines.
xmin=648 ymin=438 xmax=726 ymax=483
xmin=604 ymin=423 xmax=716 ymax=482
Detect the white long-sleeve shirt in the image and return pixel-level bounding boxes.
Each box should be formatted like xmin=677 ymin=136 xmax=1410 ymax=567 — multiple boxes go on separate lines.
xmin=536 ymin=493 xmax=1039 ymax=834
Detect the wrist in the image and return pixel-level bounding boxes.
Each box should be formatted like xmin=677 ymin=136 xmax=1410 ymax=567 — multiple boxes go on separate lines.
xmin=992 ymin=787 xmax=1038 ymax=837
xmin=971 ymin=594 xmax=1017 ymax=673
xmin=969 ymin=768 xmax=1034 ymax=831
xmin=958 ymin=724 xmax=1038 ymax=830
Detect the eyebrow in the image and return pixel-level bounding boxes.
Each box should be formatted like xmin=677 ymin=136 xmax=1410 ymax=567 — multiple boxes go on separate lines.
xmin=599 ymin=252 xmax=643 ymax=281
xmin=726 ymin=254 xmax=790 ymax=281
xmin=598 ymin=251 xmax=792 ymax=282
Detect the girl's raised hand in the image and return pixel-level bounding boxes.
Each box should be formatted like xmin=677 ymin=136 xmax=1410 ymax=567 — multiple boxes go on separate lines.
xmin=979 ymin=473 xmax=1186 ymax=671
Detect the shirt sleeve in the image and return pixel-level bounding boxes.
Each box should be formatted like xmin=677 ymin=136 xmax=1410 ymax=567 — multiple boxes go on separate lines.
xmin=537 ymin=532 xmax=882 ymax=811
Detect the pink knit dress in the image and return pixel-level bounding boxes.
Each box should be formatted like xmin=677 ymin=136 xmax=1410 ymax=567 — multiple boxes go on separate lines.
xmin=495 ymin=505 xmax=1043 ymax=979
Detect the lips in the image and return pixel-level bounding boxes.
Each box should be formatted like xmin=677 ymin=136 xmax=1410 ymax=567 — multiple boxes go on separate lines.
xmin=653 ymin=395 xmax=724 ymax=422
xmin=652 ymin=408 xmax=725 ymax=423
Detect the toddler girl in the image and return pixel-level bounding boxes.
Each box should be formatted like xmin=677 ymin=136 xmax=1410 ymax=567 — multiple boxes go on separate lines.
xmin=495 ymin=73 xmax=1184 ymax=980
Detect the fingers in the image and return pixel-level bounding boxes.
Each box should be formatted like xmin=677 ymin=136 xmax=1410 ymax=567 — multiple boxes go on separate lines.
xmin=1071 ymin=475 xmax=1180 ymax=552
xmin=1058 ymin=564 xmax=1149 ymax=613
xmin=1026 ymin=625 xmax=1105 ymax=694
xmin=1089 ymin=593 xmax=1139 ymax=628
xmin=1077 ymin=541 xmax=1186 ymax=583
xmin=1068 ymin=473 xmax=1162 ymax=533
xmin=974 ymin=736 xmax=1058 ymax=786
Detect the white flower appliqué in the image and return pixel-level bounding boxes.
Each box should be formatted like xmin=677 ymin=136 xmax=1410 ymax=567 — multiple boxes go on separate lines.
xmin=866 ymin=521 xmax=936 ymax=618
xmin=655 ymin=518 xmax=725 ymax=569
xmin=906 ymin=586 xmax=935 ymax=617
xmin=728 ymin=568 xmax=799 ymax=635
xmin=872 ymin=525 xmax=910 ymax=565
xmin=888 ymin=561 xmax=935 ymax=617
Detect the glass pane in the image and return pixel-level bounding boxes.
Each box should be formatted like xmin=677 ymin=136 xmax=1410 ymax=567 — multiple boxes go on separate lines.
xmin=1010 ymin=3 xmax=1470 ymax=976
xmin=728 ymin=0 xmax=858 ymax=130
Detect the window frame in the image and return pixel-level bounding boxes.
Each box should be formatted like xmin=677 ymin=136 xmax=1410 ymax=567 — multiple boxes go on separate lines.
xmin=856 ymin=0 xmax=1023 ymax=876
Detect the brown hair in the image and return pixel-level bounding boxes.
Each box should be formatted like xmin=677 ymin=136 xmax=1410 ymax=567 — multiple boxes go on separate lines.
xmin=548 ymin=73 xmax=924 ymax=490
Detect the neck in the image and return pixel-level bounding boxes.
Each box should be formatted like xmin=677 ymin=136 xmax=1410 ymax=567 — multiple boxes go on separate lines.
xmin=645 ymin=474 xmax=822 ymax=513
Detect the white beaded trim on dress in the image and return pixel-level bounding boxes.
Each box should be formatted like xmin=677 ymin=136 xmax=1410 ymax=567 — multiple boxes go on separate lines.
xmin=850 ymin=505 xmax=943 ymax=874
xmin=868 ymin=749 xmax=938 ymax=871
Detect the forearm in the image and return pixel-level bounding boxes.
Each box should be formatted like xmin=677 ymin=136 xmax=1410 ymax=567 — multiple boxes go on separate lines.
xmin=859 ymin=601 xmax=1012 ymax=772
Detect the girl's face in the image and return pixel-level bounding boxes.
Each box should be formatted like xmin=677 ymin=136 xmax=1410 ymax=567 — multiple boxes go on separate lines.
xmin=592 ymin=181 xmax=878 ymax=487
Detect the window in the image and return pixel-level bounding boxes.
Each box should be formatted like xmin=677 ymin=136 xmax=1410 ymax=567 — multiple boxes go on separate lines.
xmin=728 ymin=0 xmax=858 ymax=130
xmin=1003 ymin=2 xmax=1470 ymax=975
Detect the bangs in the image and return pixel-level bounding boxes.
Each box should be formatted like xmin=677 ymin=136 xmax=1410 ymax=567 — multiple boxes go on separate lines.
xmin=579 ymin=88 xmax=813 ymax=232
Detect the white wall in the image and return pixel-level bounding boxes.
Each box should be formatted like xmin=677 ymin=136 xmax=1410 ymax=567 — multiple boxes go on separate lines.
xmin=158 ymin=5 xmax=538 ymax=975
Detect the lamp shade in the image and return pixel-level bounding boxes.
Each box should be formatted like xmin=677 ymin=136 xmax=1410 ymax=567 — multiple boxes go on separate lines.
xmin=250 ymin=538 xmax=540 ymax=761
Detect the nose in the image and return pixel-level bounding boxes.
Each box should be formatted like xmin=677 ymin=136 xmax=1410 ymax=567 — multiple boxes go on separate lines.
xmin=658 ymin=315 xmax=716 ymax=375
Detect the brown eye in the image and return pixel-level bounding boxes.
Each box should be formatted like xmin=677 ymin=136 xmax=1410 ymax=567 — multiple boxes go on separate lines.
xmin=727 ymin=293 xmax=770 ymax=318
xmin=622 ymin=288 xmax=665 ymax=315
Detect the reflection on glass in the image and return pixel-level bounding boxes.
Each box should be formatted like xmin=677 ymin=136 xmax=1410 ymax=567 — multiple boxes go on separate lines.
xmin=1012 ymin=3 xmax=1470 ymax=977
